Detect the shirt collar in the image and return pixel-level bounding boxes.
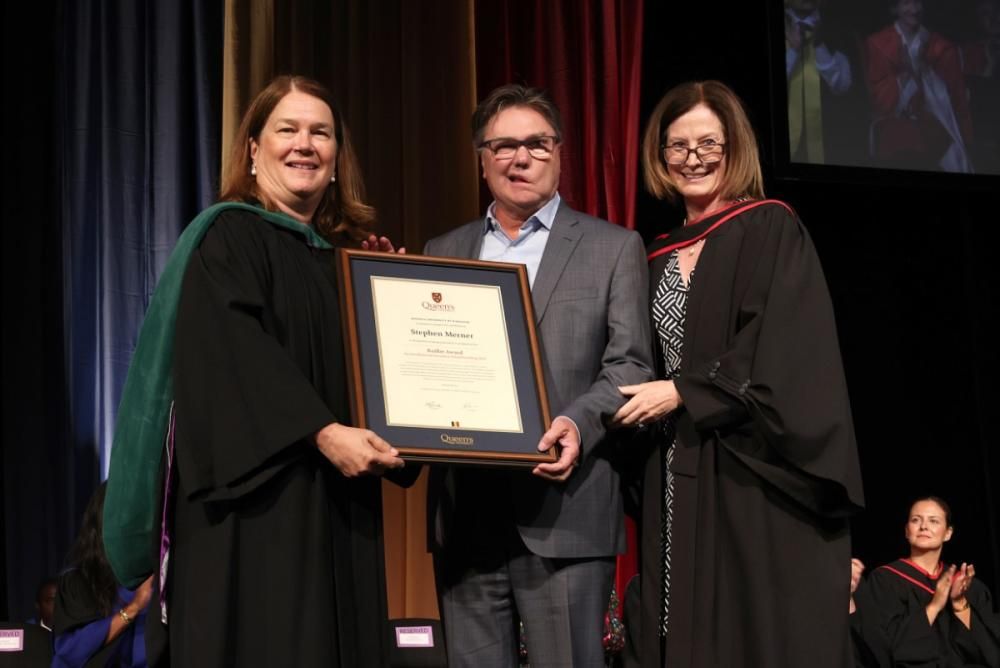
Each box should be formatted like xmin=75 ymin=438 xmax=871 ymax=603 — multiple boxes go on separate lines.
xmin=485 ymin=193 xmax=561 ymax=233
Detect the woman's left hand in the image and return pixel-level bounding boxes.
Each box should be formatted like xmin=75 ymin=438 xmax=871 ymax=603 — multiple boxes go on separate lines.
xmin=612 ymin=380 xmax=682 ymax=428
xmin=361 ymin=235 xmax=406 ymax=254
xmin=950 ymin=562 xmax=975 ymax=602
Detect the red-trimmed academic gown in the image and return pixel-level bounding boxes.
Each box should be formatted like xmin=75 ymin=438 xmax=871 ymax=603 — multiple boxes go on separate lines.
xmin=853 ymin=558 xmax=1000 ymax=667
xmin=637 ymin=201 xmax=864 ymax=668
xmin=149 ymin=209 xmax=389 ymax=667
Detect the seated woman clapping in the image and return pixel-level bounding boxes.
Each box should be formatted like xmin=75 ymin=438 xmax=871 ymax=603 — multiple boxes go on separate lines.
xmin=853 ymin=496 xmax=999 ymax=667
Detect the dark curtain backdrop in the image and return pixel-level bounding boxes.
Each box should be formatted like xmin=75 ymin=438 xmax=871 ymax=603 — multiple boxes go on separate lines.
xmin=2 ymin=0 xmax=223 ymax=621
xmin=638 ymin=0 xmax=999 ymax=591
xmin=2 ymin=2 xmax=67 ymax=623
xmin=60 ymin=0 xmax=223 ymax=485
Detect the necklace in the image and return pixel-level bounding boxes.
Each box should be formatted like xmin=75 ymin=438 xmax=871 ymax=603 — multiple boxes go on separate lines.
xmin=687 ymin=239 xmax=704 ymax=256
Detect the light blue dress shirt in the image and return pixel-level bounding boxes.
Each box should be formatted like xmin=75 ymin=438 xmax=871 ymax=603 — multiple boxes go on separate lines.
xmin=479 ymin=193 xmax=561 ymax=287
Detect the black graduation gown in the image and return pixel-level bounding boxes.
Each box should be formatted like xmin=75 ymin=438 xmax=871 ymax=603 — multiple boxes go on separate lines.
xmin=853 ymin=559 xmax=1000 ymax=667
xmin=636 ymin=200 xmax=865 ymax=668
xmin=153 ymin=209 xmax=388 ymax=667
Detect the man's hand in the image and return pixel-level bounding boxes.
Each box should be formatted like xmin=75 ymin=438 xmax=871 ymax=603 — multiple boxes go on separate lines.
xmin=532 ymin=416 xmax=580 ymax=482
xmin=361 ymin=235 xmax=406 ymax=254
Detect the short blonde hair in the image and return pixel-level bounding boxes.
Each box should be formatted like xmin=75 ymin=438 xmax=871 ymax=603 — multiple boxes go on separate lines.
xmin=641 ymin=81 xmax=764 ymax=204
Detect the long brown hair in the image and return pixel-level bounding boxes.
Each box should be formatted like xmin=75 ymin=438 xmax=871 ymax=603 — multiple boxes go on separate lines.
xmin=219 ymin=75 xmax=374 ymax=243
xmin=641 ymin=80 xmax=764 ymax=205
xmin=67 ymin=482 xmax=118 ymax=617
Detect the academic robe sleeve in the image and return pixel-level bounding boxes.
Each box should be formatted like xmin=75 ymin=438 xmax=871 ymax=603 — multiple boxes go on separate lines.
xmin=866 ymin=29 xmax=903 ymax=116
xmin=173 ymin=211 xmax=338 ymax=500
xmin=950 ymin=580 xmax=1000 ymax=667
xmin=856 ymin=568 xmax=943 ymax=666
xmin=674 ymin=204 xmax=863 ymax=515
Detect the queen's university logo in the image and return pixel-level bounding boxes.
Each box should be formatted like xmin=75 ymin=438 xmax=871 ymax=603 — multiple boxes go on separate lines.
xmin=432 ymin=292 xmax=442 ymax=303
xmin=441 ymin=433 xmax=474 ymax=446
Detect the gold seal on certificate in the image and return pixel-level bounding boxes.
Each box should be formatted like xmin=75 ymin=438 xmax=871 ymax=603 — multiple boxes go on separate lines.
xmin=337 ymin=250 xmax=554 ymax=466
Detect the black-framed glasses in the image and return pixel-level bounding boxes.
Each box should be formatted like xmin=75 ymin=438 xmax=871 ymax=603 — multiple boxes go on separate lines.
xmin=479 ymin=135 xmax=559 ymax=160
xmin=661 ymin=140 xmax=726 ymax=165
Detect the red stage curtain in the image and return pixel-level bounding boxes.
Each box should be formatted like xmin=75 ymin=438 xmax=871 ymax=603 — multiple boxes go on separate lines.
xmin=474 ymin=0 xmax=645 ymax=606
xmin=474 ymin=0 xmax=645 ymax=230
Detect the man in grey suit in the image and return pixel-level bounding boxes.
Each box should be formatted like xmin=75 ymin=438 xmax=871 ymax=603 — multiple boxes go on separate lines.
xmin=424 ymin=84 xmax=653 ymax=668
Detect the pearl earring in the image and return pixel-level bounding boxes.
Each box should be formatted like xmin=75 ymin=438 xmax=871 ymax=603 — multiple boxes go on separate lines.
xmin=250 ymin=163 xmax=257 ymax=176
xmin=331 ymin=175 xmax=336 ymax=183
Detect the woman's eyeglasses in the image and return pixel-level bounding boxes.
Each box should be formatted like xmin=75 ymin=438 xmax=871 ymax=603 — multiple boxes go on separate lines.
xmin=661 ymin=141 xmax=726 ymax=165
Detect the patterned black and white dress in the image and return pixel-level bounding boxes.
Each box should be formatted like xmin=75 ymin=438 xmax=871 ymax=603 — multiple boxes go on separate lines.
xmin=650 ymin=248 xmax=692 ymax=637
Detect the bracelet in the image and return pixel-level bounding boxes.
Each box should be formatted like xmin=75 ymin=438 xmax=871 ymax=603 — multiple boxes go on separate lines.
xmin=952 ymin=599 xmax=970 ymax=613
xmin=118 ymin=608 xmax=132 ymax=625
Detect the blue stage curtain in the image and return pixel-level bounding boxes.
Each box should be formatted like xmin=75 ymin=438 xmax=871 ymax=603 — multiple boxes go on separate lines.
xmin=60 ymin=0 xmax=222 ymax=483
xmin=3 ymin=0 xmax=222 ymax=621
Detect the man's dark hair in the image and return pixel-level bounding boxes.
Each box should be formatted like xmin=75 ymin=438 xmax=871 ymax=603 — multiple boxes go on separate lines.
xmin=471 ymin=84 xmax=563 ymax=147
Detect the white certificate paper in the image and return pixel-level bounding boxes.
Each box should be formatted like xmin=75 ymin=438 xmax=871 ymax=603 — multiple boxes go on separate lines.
xmin=370 ymin=276 xmax=523 ymax=432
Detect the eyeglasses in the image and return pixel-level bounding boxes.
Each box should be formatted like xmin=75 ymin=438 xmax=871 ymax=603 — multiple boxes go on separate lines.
xmin=479 ymin=135 xmax=559 ymax=160
xmin=661 ymin=140 xmax=726 ymax=165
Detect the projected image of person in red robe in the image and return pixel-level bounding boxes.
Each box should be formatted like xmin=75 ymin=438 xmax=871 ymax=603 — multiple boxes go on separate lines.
xmin=865 ymin=0 xmax=974 ymax=172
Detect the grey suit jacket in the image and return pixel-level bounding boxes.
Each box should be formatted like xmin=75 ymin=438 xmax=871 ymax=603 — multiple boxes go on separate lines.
xmin=424 ymin=201 xmax=653 ymax=559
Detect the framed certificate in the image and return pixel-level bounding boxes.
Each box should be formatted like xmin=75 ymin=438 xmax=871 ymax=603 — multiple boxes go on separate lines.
xmin=336 ymin=249 xmax=555 ymax=466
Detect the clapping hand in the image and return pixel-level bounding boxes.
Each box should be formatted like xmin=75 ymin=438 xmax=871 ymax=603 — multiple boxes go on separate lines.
xmin=950 ymin=562 xmax=975 ymax=604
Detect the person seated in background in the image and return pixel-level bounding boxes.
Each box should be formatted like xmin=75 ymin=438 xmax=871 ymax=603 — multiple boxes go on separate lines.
xmin=853 ymin=496 xmax=1000 ymax=666
xmin=52 ymin=482 xmax=153 ymax=668
xmin=30 ymin=576 xmax=57 ymax=631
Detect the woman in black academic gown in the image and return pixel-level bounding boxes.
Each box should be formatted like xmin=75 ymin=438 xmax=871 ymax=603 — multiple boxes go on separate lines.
xmin=103 ymin=75 xmax=408 ymax=667
xmin=853 ymin=496 xmax=1000 ymax=666
xmin=612 ymin=80 xmax=865 ymax=667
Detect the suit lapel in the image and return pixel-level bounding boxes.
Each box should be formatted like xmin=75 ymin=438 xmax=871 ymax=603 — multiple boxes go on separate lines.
xmin=459 ymin=219 xmax=486 ymax=259
xmin=532 ymin=203 xmax=582 ymax=323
